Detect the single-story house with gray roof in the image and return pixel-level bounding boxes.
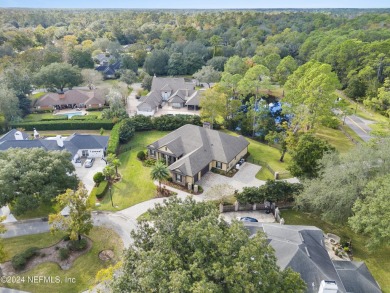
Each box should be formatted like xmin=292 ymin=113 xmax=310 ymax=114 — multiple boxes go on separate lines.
xmin=0 ymin=129 xmax=109 ymax=164
xmin=244 ymin=223 xmax=381 ymax=293
xmin=147 ymin=124 xmax=249 ymax=187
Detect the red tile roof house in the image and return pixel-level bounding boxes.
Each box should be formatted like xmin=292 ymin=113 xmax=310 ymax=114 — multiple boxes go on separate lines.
xmin=33 ymin=89 xmax=107 ymax=111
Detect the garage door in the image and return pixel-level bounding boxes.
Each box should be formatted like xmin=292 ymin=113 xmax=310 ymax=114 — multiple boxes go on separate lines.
xmin=201 ymin=165 xmax=209 ymax=176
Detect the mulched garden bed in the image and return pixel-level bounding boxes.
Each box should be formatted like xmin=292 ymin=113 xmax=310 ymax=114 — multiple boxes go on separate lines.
xmin=0 ymin=237 xmax=92 ymax=276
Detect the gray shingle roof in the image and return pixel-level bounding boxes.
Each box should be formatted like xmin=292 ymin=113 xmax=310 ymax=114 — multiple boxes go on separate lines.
xmin=151 ymin=77 xmax=194 ymax=92
xmin=0 ymin=129 xmax=29 ymax=143
xmin=0 ymin=130 xmax=108 ymax=158
xmin=333 ymin=261 xmax=382 ymax=293
xmin=149 ymin=125 xmax=249 ymax=177
xmin=244 ymin=223 xmax=380 ymax=293
xmin=185 ymin=90 xmax=203 ymax=106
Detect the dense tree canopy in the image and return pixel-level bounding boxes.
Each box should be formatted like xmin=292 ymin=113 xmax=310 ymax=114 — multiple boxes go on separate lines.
xmin=0 ymin=148 xmax=78 ymax=215
xmin=297 ymin=138 xmax=390 ymax=223
xmin=113 ymin=197 xmax=306 ymax=292
xmin=34 ymin=62 xmax=82 ymax=91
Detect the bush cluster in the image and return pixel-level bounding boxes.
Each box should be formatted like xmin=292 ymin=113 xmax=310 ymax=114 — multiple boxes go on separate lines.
xmin=137 ymin=150 xmax=146 ymax=161
xmin=59 ymin=248 xmax=70 ymax=260
xmin=93 ymin=172 xmax=105 ymax=185
xmin=11 ymin=247 xmax=39 ymax=270
xmin=152 ymin=114 xmax=202 ymax=131
xmin=67 ymin=239 xmax=88 ymax=251
xmin=11 ymin=120 xmax=114 ymax=131
xmin=118 ymin=119 xmax=135 ymax=143
xmin=95 ymin=180 xmax=109 ymax=199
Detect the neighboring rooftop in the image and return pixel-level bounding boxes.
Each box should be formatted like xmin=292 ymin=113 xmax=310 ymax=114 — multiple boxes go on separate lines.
xmin=34 ymin=89 xmax=106 ymax=108
xmin=0 ymin=130 xmax=109 ymax=158
xmin=244 ymin=223 xmax=381 ymax=293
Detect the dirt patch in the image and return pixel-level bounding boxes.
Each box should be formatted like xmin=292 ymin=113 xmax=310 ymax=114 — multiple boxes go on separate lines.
xmin=0 ymin=237 xmax=92 ymax=276
xmin=99 ymin=250 xmax=114 ymax=261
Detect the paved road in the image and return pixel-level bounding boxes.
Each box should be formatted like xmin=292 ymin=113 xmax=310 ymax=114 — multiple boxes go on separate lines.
xmin=344 ymin=114 xmax=373 ymax=141
xmin=127 ymin=83 xmax=142 ymax=116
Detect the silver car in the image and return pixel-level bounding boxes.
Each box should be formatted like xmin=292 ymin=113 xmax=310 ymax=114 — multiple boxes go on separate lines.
xmin=84 ymin=158 xmax=95 ymax=168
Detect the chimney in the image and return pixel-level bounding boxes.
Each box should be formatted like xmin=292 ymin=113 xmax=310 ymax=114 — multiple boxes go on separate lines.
xmin=33 ymin=128 xmax=40 ymax=139
xmin=14 ymin=131 xmax=24 ymax=140
xmin=56 ymin=135 xmax=64 ymax=148
xmin=318 ymin=280 xmax=338 ymax=293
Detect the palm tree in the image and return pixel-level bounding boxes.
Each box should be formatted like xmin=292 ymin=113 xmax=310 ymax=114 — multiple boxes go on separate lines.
xmin=103 ymin=165 xmax=115 ymax=184
xmin=107 ymin=153 xmax=121 ymax=177
xmin=150 ymin=162 xmax=170 ymax=194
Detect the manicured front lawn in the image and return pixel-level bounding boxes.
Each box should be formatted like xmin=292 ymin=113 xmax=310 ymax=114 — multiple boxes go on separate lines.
xmin=282 ymin=209 xmax=390 ymax=293
xmin=3 ymin=227 xmax=123 ymax=293
xmin=223 ymin=130 xmax=292 ymax=180
xmin=12 ymin=202 xmax=61 ymax=221
xmin=91 ymin=131 xmax=169 ymax=211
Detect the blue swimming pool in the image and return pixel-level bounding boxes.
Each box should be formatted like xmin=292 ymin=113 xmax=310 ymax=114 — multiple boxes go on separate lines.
xmin=65 ymin=112 xmax=84 ymax=118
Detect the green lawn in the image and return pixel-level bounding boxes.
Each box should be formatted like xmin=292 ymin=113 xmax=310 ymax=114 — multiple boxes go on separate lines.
xmin=90 ymin=131 xmax=169 ymax=211
xmin=12 ymin=202 xmax=61 ymax=220
xmin=282 ymin=209 xmax=390 ymax=293
xmin=223 ymin=130 xmax=292 ymax=180
xmin=3 ymin=227 xmax=124 ymax=293
xmin=316 ymin=126 xmax=358 ymax=153
xmin=24 ymin=111 xmax=104 ymax=122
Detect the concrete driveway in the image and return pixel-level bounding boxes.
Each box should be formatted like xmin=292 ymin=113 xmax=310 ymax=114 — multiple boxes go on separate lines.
xmin=198 ymin=163 xmax=266 ymax=200
xmin=220 ymin=210 xmax=275 ymax=223
xmin=75 ymin=158 xmax=106 ymax=193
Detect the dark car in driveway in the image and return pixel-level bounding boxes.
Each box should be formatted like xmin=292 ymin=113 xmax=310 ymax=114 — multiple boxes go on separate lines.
xmin=84 ymin=157 xmax=95 ymax=168
xmin=236 ymin=216 xmax=258 ymax=222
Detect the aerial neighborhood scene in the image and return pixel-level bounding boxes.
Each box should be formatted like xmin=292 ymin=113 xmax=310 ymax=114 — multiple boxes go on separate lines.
xmin=0 ymin=0 xmax=390 ymax=292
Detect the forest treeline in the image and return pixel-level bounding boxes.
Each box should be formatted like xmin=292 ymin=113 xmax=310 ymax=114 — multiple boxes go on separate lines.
xmin=0 ymin=9 xmax=389 ymax=120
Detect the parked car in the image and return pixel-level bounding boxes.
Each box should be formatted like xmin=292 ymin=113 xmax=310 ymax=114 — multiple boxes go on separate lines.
xmin=239 ymin=158 xmax=245 ymax=165
xmin=84 ymin=158 xmax=95 ymax=168
xmin=236 ymin=216 xmax=258 ymax=222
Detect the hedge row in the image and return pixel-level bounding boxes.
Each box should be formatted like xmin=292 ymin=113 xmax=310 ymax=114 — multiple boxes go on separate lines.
xmin=96 ymin=180 xmax=109 ymax=199
xmin=11 ymin=120 xmax=114 ymax=131
xmin=128 ymin=114 xmax=202 ymax=132
xmin=107 ymin=123 xmax=120 ymax=154
xmin=86 ymin=106 xmax=109 ymax=112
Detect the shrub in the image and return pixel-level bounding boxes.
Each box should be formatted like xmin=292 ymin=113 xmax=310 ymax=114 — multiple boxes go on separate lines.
xmin=63 ymin=235 xmax=71 ymax=241
xmin=96 ymin=180 xmax=109 ymax=199
xmin=143 ymin=158 xmax=156 ymax=167
xmin=321 ymin=115 xmax=340 ymax=129
xmin=11 ymin=247 xmax=39 ymax=270
xmin=31 ymin=109 xmax=52 ymax=114
xmin=137 ymin=150 xmax=146 ymax=161
xmin=11 ymin=120 xmax=114 ymax=131
xmin=118 ymin=119 xmax=135 ymax=143
xmin=93 ymin=172 xmax=105 ymax=185
xmin=107 ymin=123 xmax=120 ymax=154
xmin=59 ymin=248 xmax=70 ymax=260
xmin=67 ymin=238 xmax=88 ymax=251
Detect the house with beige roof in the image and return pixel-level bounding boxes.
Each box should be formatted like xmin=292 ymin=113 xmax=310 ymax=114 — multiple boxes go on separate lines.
xmin=137 ymin=76 xmax=203 ymax=116
xmin=147 ymin=124 xmax=249 ymax=188
xmin=34 ymin=89 xmax=107 ymax=110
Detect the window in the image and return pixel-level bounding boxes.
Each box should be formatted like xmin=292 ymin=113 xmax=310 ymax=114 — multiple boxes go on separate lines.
xmin=216 ymin=161 xmax=222 ymax=169
xmin=150 ymin=149 xmax=156 ymax=156
xmin=176 ymin=174 xmax=182 ymax=182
